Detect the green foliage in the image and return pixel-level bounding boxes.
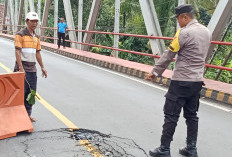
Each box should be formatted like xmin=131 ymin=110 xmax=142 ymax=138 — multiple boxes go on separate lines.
xmin=26 ymin=89 xmax=36 ymax=105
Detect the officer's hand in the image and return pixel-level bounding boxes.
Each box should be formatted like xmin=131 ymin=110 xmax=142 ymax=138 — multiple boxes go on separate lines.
xmin=41 ymin=68 xmax=47 ymax=78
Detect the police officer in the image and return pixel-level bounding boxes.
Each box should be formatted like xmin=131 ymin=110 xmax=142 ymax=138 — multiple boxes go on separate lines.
xmin=146 ymin=4 xmax=211 ymax=157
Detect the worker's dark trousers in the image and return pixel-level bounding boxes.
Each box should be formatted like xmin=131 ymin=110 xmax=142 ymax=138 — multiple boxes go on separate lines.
xmin=161 ymin=80 xmax=203 ymax=147
xmin=24 ymin=72 xmax=37 ymax=116
xmin=58 ymin=32 xmax=65 ymax=48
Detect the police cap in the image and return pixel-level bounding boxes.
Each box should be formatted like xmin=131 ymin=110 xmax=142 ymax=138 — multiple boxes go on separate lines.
xmin=173 ymin=4 xmax=194 ymax=18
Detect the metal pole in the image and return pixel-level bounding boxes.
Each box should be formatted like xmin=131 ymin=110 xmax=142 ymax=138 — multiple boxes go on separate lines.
xmin=113 ymin=0 xmax=120 ymax=58
xmin=25 ymin=0 xmax=28 ymax=16
xmin=17 ymin=0 xmax=24 ymax=31
xmin=6 ymin=1 xmax=10 ymax=33
xmin=63 ymin=0 xmax=78 ymax=48
xmin=0 ymin=4 xmax=4 ymax=33
xmin=28 ymin=0 xmax=34 ymax=12
xmin=37 ymin=0 xmax=41 ymax=35
xmin=77 ymin=0 xmax=83 ymax=49
xmin=14 ymin=0 xmax=19 ymax=32
xmin=9 ymin=0 xmax=15 ymax=34
xmin=2 ymin=0 xmax=8 ymax=33
xmin=54 ymin=0 xmax=58 ymax=44
xmin=37 ymin=0 xmax=41 ymax=20
xmin=41 ymin=0 xmax=52 ymax=41
xmin=82 ymin=0 xmax=102 ymax=51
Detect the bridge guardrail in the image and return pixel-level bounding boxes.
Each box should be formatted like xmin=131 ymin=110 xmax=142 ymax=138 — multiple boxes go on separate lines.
xmin=1 ymin=24 xmax=232 ymax=73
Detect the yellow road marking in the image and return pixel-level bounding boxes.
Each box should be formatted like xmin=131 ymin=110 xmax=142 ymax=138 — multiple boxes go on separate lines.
xmin=0 ymin=61 xmax=104 ymax=157
xmin=0 ymin=62 xmax=12 ymax=73
xmin=36 ymin=93 xmax=78 ymax=129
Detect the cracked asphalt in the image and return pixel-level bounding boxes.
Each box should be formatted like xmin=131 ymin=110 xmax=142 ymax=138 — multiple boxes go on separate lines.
xmin=0 ymin=37 xmax=232 ymax=157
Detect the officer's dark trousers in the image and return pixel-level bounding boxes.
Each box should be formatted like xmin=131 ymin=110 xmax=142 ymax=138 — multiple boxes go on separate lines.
xmin=24 ymin=72 xmax=37 ymax=116
xmin=58 ymin=32 xmax=65 ymax=48
xmin=161 ymin=80 xmax=202 ymax=147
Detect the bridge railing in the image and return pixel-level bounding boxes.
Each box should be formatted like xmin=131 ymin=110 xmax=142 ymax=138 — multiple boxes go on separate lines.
xmin=1 ymin=24 xmax=232 ymax=73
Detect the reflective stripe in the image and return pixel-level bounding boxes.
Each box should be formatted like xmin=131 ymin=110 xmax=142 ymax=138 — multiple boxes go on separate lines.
xmin=22 ymin=48 xmax=36 ymax=53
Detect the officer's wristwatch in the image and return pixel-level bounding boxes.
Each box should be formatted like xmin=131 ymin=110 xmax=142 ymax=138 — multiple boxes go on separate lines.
xmin=152 ymin=71 xmax=159 ymax=77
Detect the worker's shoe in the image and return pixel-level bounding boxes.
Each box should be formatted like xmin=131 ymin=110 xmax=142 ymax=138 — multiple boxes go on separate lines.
xmin=179 ymin=140 xmax=198 ymax=157
xmin=149 ymin=146 xmax=171 ymax=157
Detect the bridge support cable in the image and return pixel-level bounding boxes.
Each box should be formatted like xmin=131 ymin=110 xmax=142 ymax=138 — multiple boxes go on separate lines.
xmin=82 ymin=0 xmax=102 ymax=51
xmin=63 ymin=0 xmax=77 ymax=49
xmin=206 ymin=0 xmax=232 ymax=62
xmin=139 ymin=0 xmax=165 ymax=58
xmin=54 ymin=0 xmax=58 ymax=44
xmin=78 ymin=0 xmax=83 ymax=50
xmin=112 ymin=0 xmax=120 ymax=58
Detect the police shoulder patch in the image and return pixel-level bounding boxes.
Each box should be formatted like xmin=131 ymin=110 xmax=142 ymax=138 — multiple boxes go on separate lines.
xmin=168 ymin=29 xmax=181 ymax=52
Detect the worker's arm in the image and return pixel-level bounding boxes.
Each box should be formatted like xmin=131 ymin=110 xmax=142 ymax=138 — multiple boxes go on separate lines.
xmin=36 ymin=51 xmax=47 ymax=78
xmin=145 ymin=29 xmax=181 ymax=81
xmin=15 ymin=48 xmax=24 ymax=72
xmin=14 ymin=34 xmax=24 ymax=72
xmin=36 ymin=38 xmax=47 ymax=78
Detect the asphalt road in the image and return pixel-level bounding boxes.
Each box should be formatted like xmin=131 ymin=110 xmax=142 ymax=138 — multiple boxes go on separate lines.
xmin=0 ymin=37 xmax=232 ymax=157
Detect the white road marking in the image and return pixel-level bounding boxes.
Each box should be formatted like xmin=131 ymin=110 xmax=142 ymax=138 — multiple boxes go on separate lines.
xmin=43 ymin=50 xmax=232 ymax=113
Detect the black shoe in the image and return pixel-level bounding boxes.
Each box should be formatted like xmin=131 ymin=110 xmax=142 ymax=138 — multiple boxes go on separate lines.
xmin=179 ymin=141 xmax=198 ymax=157
xmin=149 ymin=146 xmax=171 ymax=157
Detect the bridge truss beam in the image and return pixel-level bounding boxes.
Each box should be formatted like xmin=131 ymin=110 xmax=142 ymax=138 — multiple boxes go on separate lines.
xmin=139 ymin=0 xmax=165 ymax=56
xmin=206 ymin=0 xmax=232 ymax=62
xmin=82 ymin=0 xmax=102 ymax=51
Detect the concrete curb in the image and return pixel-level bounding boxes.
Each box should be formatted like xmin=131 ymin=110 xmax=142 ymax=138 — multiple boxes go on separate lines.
xmin=0 ymin=34 xmax=231 ymax=105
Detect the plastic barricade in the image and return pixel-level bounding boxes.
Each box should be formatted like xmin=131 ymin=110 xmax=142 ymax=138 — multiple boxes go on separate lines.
xmin=0 ymin=72 xmax=33 ymax=140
